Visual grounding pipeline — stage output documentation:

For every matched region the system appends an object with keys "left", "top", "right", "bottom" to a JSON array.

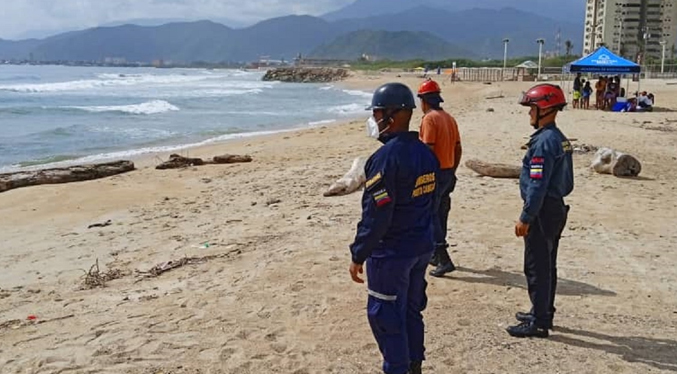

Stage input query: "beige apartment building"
[{"left": 583, "top": 0, "right": 677, "bottom": 62}]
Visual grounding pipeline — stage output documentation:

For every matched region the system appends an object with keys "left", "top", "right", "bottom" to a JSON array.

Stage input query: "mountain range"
[
  {"left": 323, "top": 0, "right": 586, "bottom": 24},
  {"left": 0, "top": 1, "right": 584, "bottom": 64}
]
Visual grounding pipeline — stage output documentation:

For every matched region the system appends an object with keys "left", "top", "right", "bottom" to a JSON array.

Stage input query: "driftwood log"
[
  {"left": 591, "top": 148, "right": 642, "bottom": 177},
  {"left": 156, "top": 154, "right": 252, "bottom": 170},
  {"left": 0, "top": 160, "right": 135, "bottom": 193},
  {"left": 324, "top": 157, "right": 367, "bottom": 197},
  {"left": 466, "top": 159, "right": 521, "bottom": 179}
]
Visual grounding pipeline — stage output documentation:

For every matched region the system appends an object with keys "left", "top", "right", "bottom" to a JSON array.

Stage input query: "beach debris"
[
  {"left": 262, "top": 67, "right": 349, "bottom": 83},
  {"left": 156, "top": 154, "right": 205, "bottom": 169},
  {"left": 0, "top": 160, "right": 135, "bottom": 193},
  {"left": 81, "top": 259, "right": 125, "bottom": 289},
  {"left": 485, "top": 95, "right": 504, "bottom": 100},
  {"left": 213, "top": 154, "right": 253, "bottom": 164},
  {"left": 136, "top": 250, "right": 241, "bottom": 279},
  {"left": 155, "top": 153, "right": 253, "bottom": 170},
  {"left": 88, "top": 219, "right": 112, "bottom": 229},
  {"left": 465, "top": 159, "right": 521, "bottom": 179},
  {"left": 642, "top": 124, "right": 676, "bottom": 133},
  {"left": 573, "top": 143, "right": 599, "bottom": 154},
  {"left": 265, "top": 198, "right": 282, "bottom": 206},
  {"left": 324, "top": 156, "right": 367, "bottom": 197},
  {"left": 486, "top": 108, "right": 495, "bottom": 112},
  {"left": 591, "top": 148, "right": 642, "bottom": 177},
  {"left": 0, "top": 314, "right": 75, "bottom": 331}
]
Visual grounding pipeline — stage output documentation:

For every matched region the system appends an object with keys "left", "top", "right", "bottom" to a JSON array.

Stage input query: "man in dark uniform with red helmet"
[{"left": 508, "top": 84, "right": 574, "bottom": 338}]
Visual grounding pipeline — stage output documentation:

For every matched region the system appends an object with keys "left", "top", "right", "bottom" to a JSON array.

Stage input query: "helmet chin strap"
[
  {"left": 380, "top": 108, "right": 401, "bottom": 134},
  {"left": 533, "top": 107, "right": 557, "bottom": 128}
]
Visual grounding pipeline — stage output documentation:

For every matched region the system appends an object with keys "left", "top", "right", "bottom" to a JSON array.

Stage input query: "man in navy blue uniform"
[
  {"left": 508, "top": 83, "right": 574, "bottom": 338},
  {"left": 349, "top": 83, "right": 439, "bottom": 374}
]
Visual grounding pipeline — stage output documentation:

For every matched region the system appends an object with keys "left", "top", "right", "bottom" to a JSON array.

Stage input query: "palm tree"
[{"left": 565, "top": 40, "right": 574, "bottom": 56}]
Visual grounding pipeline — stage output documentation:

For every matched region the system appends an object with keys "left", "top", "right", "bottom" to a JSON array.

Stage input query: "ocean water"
[{"left": 0, "top": 65, "right": 372, "bottom": 171}]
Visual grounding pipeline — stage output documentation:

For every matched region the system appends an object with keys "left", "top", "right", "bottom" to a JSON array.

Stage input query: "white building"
[{"left": 583, "top": 0, "right": 677, "bottom": 62}]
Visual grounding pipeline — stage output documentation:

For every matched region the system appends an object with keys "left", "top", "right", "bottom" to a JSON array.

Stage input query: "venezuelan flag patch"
[
  {"left": 530, "top": 157, "right": 544, "bottom": 179},
  {"left": 372, "top": 189, "right": 392, "bottom": 207}
]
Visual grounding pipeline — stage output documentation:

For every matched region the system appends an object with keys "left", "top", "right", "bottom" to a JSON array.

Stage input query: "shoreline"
[{"left": 0, "top": 74, "right": 372, "bottom": 173}]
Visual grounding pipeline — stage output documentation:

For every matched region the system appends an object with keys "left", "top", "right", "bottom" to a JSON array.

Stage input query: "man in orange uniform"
[{"left": 417, "top": 79, "right": 463, "bottom": 277}]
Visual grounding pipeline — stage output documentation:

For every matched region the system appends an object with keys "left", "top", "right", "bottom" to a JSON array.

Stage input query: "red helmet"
[
  {"left": 417, "top": 79, "right": 441, "bottom": 96},
  {"left": 519, "top": 84, "right": 567, "bottom": 110}
]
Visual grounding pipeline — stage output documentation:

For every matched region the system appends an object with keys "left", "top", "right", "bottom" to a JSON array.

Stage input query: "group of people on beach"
[
  {"left": 349, "top": 79, "right": 573, "bottom": 374},
  {"left": 571, "top": 73, "right": 654, "bottom": 112}
]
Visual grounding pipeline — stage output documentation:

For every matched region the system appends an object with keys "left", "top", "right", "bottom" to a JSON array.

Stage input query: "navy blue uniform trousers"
[
  {"left": 366, "top": 253, "right": 432, "bottom": 374},
  {"left": 524, "top": 197, "right": 569, "bottom": 327},
  {"left": 433, "top": 169, "right": 456, "bottom": 247}
]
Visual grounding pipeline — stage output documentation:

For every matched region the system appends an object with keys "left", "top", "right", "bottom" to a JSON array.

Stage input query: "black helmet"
[{"left": 367, "top": 83, "right": 416, "bottom": 110}]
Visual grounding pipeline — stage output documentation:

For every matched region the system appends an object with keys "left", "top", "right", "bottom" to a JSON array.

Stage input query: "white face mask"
[{"left": 365, "top": 116, "right": 389, "bottom": 139}]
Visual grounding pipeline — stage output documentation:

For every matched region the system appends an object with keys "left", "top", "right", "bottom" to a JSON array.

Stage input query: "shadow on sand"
[
  {"left": 551, "top": 326, "right": 677, "bottom": 372},
  {"left": 449, "top": 267, "right": 617, "bottom": 297}
]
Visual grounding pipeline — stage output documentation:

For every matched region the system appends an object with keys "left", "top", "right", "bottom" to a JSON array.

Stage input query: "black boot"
[
  {"left": 409, "top": 361, "right": 422, "bottom": 374},
  {"left": 515, "top": 311, "right": 534, "bottom": 323},
  {"left": 429, "top": 246, "right": 456, "bottom": 278},
  {"left": 506, "top": 321, "right": 549, "bottom": 338},
  {"left": 429, "top": 252, "right": 440, "bottom": 267},
  {"left": 515, "top": 311, "right": 553, "bottom": 330}
]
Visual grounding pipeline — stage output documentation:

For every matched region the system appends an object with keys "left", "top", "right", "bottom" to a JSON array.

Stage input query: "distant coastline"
[{"left": 1, "top": 59, "right": 247, "bottom": 69}]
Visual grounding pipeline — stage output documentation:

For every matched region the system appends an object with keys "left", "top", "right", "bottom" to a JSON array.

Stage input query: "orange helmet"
[
  {"left": 417, "top": 79, "right": 441, "bottom": 96},
  {"left": 519, "top": 84, "right": 567, "bottom": 110}
]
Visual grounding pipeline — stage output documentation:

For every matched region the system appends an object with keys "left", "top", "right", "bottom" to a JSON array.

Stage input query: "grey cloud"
[{"left": 0, "top": 0, "right": 352, "bottom": 39}]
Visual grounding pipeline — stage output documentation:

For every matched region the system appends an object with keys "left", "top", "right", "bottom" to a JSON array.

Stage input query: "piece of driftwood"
[
  {"left": 466, "top": 159, "right": 521, "bottom": 179},
  {"left": 136, "top": 250, "right": 241, "bottom": 279},
  {"left": 213, "top": 154, "right": 253, "bottom": 164},
  {"left": 324, "top": 157, "right": 367, "bottom": 197},
  {"left": 155, "top": 153, "right": 253, "bottom": 170},
  {"left": 155, "top": 154, "right": 205, "bottom": 169},
  {"left": 0, "top": 160, "right": 135, "bottom": 193},
  {"left": 591, "top": 148, "right": 642, "bottom": 177}
]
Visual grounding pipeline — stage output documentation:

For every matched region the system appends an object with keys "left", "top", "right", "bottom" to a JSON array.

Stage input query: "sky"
[{"left": 0, "top": 0, "right": 354, "bottom": 39}]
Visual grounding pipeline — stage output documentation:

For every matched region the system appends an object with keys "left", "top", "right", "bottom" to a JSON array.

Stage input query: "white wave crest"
[
  {"left": 66, "top": 100, "right": 180, "bottom": 115},
  {"left": 308, "top": 119, "right": 336, "bottom": 126},
  {"left": 328, "top": 103, "right": 366, "bottom": 114},
  {"left": 0, "top": 74, "right": 215, "bottom": 93},
  {"left": 342, "top": 89, "right": 372, "bottom": 99}
]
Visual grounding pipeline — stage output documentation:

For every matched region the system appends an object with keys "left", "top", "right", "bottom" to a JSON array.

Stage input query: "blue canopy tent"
[
  {"left": 562, "top": 47, "right": 642, "bottom": 106},
  {"left": 566, "top": 46, "right": 640, "bottom": 74}
]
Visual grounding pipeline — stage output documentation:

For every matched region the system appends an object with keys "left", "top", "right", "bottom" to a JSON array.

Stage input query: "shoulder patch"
[
  {"left": 530, "top": 157, "right": 544, "bottom": 179},
  {"left": 365, "top": 172, "right": 383, "bottom": 190},
  {"left": 372, "top": 188, "right": 392, "bottom": 207},
  {"left": 562, "top": 140, "right": 573, "bottom": 153}
]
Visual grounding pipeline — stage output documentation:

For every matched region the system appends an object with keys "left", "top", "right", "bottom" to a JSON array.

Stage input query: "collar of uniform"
[
  {"left": 530, "top": 122, "right": 556, "bottom": 138},
  {"left": 382, "top": 131, "right": 419, "bottom": 143}
]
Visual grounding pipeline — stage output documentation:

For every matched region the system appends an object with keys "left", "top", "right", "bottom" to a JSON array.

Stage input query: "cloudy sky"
[{"left": 1, "top": 0, "right": 353, "bottom": 39}]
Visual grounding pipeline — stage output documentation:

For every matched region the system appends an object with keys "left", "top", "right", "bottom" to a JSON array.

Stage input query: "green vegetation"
[
  {"left": 350, "top": 55, "right": 581, "bottom": 70},
  {"left": 310, "top": 30, "right": 474, "bottom": 61}
]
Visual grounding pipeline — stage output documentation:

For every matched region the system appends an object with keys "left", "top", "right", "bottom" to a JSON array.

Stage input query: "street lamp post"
[
  {"left": 536, "top": 38, "right": 545, "bottom": 80},
  {"left": 502, "top": 38, "right": 510, "bottom": 80},
  {"left": 660, "top": 40, "right": 667, "bottom": 74}
]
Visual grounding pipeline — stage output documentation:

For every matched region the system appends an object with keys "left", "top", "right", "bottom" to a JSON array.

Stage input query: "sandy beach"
[{"left": 1, "top": 72, "right": 676, "bottom": 374}]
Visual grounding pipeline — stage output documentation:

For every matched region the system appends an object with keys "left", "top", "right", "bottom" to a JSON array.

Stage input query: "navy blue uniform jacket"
[
  {"left": 350, "top": 132, "right": 440, "bottom": 265},
  {"left": 520, "top": 123, "right": 574, "bottom": 223}
]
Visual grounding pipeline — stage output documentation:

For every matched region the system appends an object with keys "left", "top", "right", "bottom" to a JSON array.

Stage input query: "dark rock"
[{"left": 262, "top": 68, "right": 350, "bottom": 83}]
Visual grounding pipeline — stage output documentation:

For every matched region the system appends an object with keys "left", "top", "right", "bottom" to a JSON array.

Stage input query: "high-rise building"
[{"left": 583, "top": 0, "right": 677, "bottom": 62}]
